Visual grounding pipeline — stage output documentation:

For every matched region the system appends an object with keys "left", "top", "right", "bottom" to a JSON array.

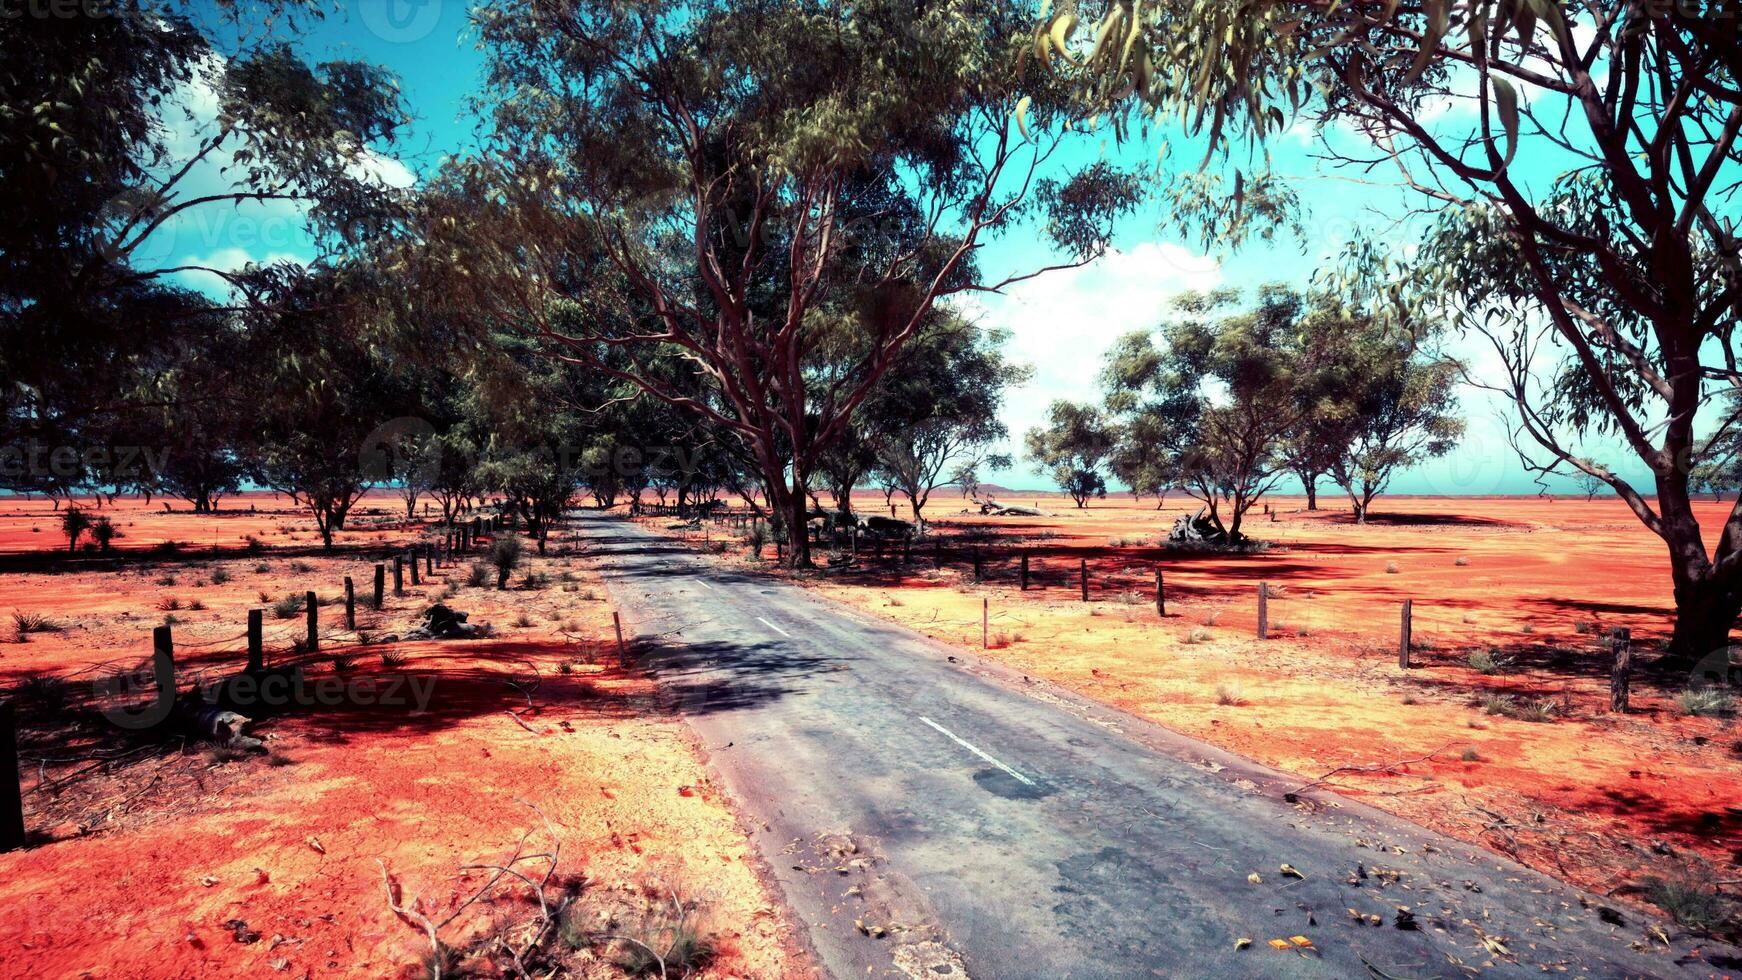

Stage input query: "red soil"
[{"left": 0, "top": 492, "right": 808, "bottom": 979}]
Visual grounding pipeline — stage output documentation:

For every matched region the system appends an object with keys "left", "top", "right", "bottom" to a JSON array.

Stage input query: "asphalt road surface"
[{"left": 580, "top": 512, "right": 1735, "bottom": 979}]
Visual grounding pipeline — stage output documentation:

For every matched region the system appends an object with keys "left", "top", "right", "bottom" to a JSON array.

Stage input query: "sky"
[{"left": 152, "top": 0, "right": 1647, "bottom": 498}]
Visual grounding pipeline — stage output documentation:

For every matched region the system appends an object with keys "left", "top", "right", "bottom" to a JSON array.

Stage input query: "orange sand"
[{"left": 0, "top": 492, "right": 808, "bottom": 979}]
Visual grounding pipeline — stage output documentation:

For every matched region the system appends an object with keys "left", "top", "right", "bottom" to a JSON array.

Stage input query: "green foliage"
[
  {"left": 1024, "top": 402, "right": 1113, "bottom": 507},
  {"left": 489, "top": 536, "right": 523, "bottom": 590}
]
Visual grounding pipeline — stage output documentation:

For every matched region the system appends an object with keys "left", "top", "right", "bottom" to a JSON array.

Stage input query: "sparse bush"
[
  {"left": 468, "top": 563, "right": 491, "bottom": 588},
  {"left": 330, "top": 653, "right": 356, "bottom": 672},
  {"left": 1481, "top": 693, "right": 1517, "bottom": 717},
  {"left": 155, "top": 574, "right": 178, "bottom": 587},
  {"left": 744, "top": 520, "right": 770, "bottom": 559},
  {"left": 290, "top": 560, "right": 315, "bottom": 574},
  {"left": 60, "top": 506, "right": 92, "bottom": 551},
  {"left": 1573, "top": 619, "right": 1598, "bottom": 635},
  {"left": 1677, "top": 688, "right": 1737, "bottom": 718},
  {"left": 380, "top": 650, "right": 407, "bottom": 668},
  {"left": 989, "top": 631, "right": 1014, "bottom": 649},
  {"left": 1642, "top": 877, "right": 1736, "bottom": 935},
  {"left": 1203, "top": 610, "right": 1223, "bottom": 627},
  {"left": 1215, "top": 683, "right": 1246, "bottom": 706},
  {"left": 272, "top": 594, "right": 305, "bottom": 619},
  {"left": 490, "top": 536, "right": 523, "bottom": 589},
  {"left": 1514, "top": 698, "right": 1559, "bottom": 723},
  {"left": 1467, "top": 649, "right": 1511, "bottom": 675},
  {"left": 265, "top": 751, "right": 297, "bottom": 767},
  {"left": 90, "top": 515, "right": 118, "bottom": 552},
  {"left": 209, "top": 567, "right": 230, "bottom": 585},
  {"left": 204, "top": 742, "right": 253, "bottom": 766},
  {"left": 522, "top": 571, "right": 549, "bottom": 590},
  {"left": 187, "top": 598, "right": 206, "bottom": 611},
  {"left": 1182, "top": 628, "right": 1212, "bottom": 645},
  {"left": 254, "top": 562, "right": 272, "bottom": 574},
  {"left": 1453, "top": 555, "right": 1469, "bottom": 566},
  {"left": 12, "top": 611, "right": 62, "bottom": 638},
  {"left": 157, "top": 596, "right": 182, "bottom": 611},
  {"left": 512, "top": 612, "right": 535, "bottom": 628},
  {"left": 161, "top": 613, "right": 180, "bottom": 626},
  {"left": 1384, "top": 561, "right": 1401, "bottom": 574},
  {"left": 1460, "top": 747, "right": 1482, "bottom": 762}
]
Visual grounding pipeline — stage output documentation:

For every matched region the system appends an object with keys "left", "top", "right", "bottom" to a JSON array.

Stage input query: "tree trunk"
[
  {"left": 1666, "top": 566, "right": 1741, "bottom": 667},
  {"left": 1303, "top": 482, "right": 1317, "bottom": 511},
  {"left": 781, "top": 476, "right": 812, "bottom": 568}
]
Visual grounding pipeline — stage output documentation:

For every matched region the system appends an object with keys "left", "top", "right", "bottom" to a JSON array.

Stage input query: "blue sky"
[{"left": 159, "top": 1, "right": 1645, "bottom": 498}]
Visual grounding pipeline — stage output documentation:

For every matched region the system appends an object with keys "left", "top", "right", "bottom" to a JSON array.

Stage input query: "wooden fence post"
[
  {"left": 0, "top": 701, "right": 24, "bottom": 852},
  {"left": 1610, "top": 626, "right": 1632, "bottom": 713},
  {"left": 982, "top": 597, "right": 989, "bottom": 649},
  {"left": 1020, "top": 551, "right": 1030, "bottom": 591},
  {"left": 1399, "top": 599, "right": 1413, "bottom": 669},
  {"left": 1256, "top": 583, "right": 1269, "bottom": 639},
  {"left": 1155, "top": 568, "right": 1166, "bottom": 617},
  {"left": 393, "top": 556, "right": 405, "bottom": 596},
  {"left": 247, "top": 609, "right": 264, "bottom": 673},
  {"left": 612, "top": 612, "right": 628, "bottom": 662},
  {"left": 425, "top": 547, "right": 433, "bottom": 577},
  {"left": 344, "top": 577, "right": 356, "bottom": 631},
  {"left": 305, "top": 591, "right": 318, "bottom": 652},
  {"left": 408, "top": 549, "right": 420, "bottom": 586},
  {"left": 1079, "top": 558, "right": 1089, "bottom": 602},
  {"left": 153, "top": 625, "right": 175, "bottom": 705},
  {"left": 373, "top": 563, "right": 385, "bottom": 609},
  {"left": 972, "top": 547, "right": 983, "bottom": 583}
]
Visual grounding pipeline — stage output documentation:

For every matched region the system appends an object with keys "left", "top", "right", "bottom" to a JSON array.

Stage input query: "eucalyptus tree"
[
  {"left": 247, "top": 265, "right": 414, "bottom": 551},
  {"left": 1037, "top": 1, "right": 1742, "bottom": 657},
  {"left": 420, "top": 0, "right": 1134, "bottom": 567},
  {"left": 873, "top": 318, "right": 1030, "bottom": 524},
  {"left": 1, "top": 2, "right": 410, "bottom": 494},
  {"left": 1101, "top": 287, "right": 1308, "bottom": 540},
  {"left": 1024, "top": 401, "right": 1115, "bottom": 508}
]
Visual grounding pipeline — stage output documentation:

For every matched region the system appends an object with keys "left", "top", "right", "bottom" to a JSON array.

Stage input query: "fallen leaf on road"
[
  {"left": 305, "top": 836, "right": 325, "bottom": 855},
  {"left": 1267, "top": 939, "right": 1292, "bottom": 951},
  {"left": 1247, "top": 872, "right": 1263, "bottom": 885},
  {"left": 1234, "top": 938, "right": 1252, "bottom": 950},
  {"left": 1280, "top": 863, "right": 1304, "bottom": 879}
]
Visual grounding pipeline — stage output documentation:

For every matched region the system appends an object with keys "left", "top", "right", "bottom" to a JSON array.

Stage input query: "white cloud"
[{"left": 957, "top": 241, "right": 1223, "bottom": 487}]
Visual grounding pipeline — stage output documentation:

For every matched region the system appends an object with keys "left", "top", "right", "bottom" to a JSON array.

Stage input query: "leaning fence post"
[
  {"left": 344, "top": 576, "right": 356, "bottom": 631},
  {"left": 1399, "top": 599, "right": 1413, "bottom": 669},
  {"left": 1155, "top": 568, "right": 1166, "bottom": 617},
  {"left": 247, "top": 609, "right": 264, "bottom": 673},
  {"left": 0, "top": 700, "right": 24, "bottom": 852},
  {"left": 1256, "top": 582, "right": 1269, "bottom": 639},
  {"left": 1610, "top": 626, "right": 1632, "bottom": 713},
  {"left": 305, "top": 590, "right": 318, "bottom": 652},
  {"left": 373, "top": 563, "right": 386, "bottom": 609},
  {"left": 612, "top": 612, "right": 628, "bottom": 662},
  {"left": 1079, "top": 558, "right": 1089, "bottom": 602}
]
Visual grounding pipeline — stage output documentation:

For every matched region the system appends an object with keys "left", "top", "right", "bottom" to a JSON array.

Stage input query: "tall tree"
[
  {"left": 872, "top": 318, "right": 1029, "bottom": 524},
  {"left": 419, "top": 0, "right": 1134, "bottom": 567},
  {"left": 1101, "top": 287, "right": 1308, "bottom": 541},
  {"left": 1, "top": 3, "right": 408, "bottom": 495},
  {"left": 1025, "top": 401, "right": 1114, "bottom": 508},
  {"left": 248, "top": 266, "right": 412, "bottom": 551},
  {"left": 1041, "top": 1, "right": 1742, "bottom": 659}
]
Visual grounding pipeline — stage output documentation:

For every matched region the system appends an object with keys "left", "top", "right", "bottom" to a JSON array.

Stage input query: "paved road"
[{"left": 580, "top": 512, "right": 1732, "bottom": 979}]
